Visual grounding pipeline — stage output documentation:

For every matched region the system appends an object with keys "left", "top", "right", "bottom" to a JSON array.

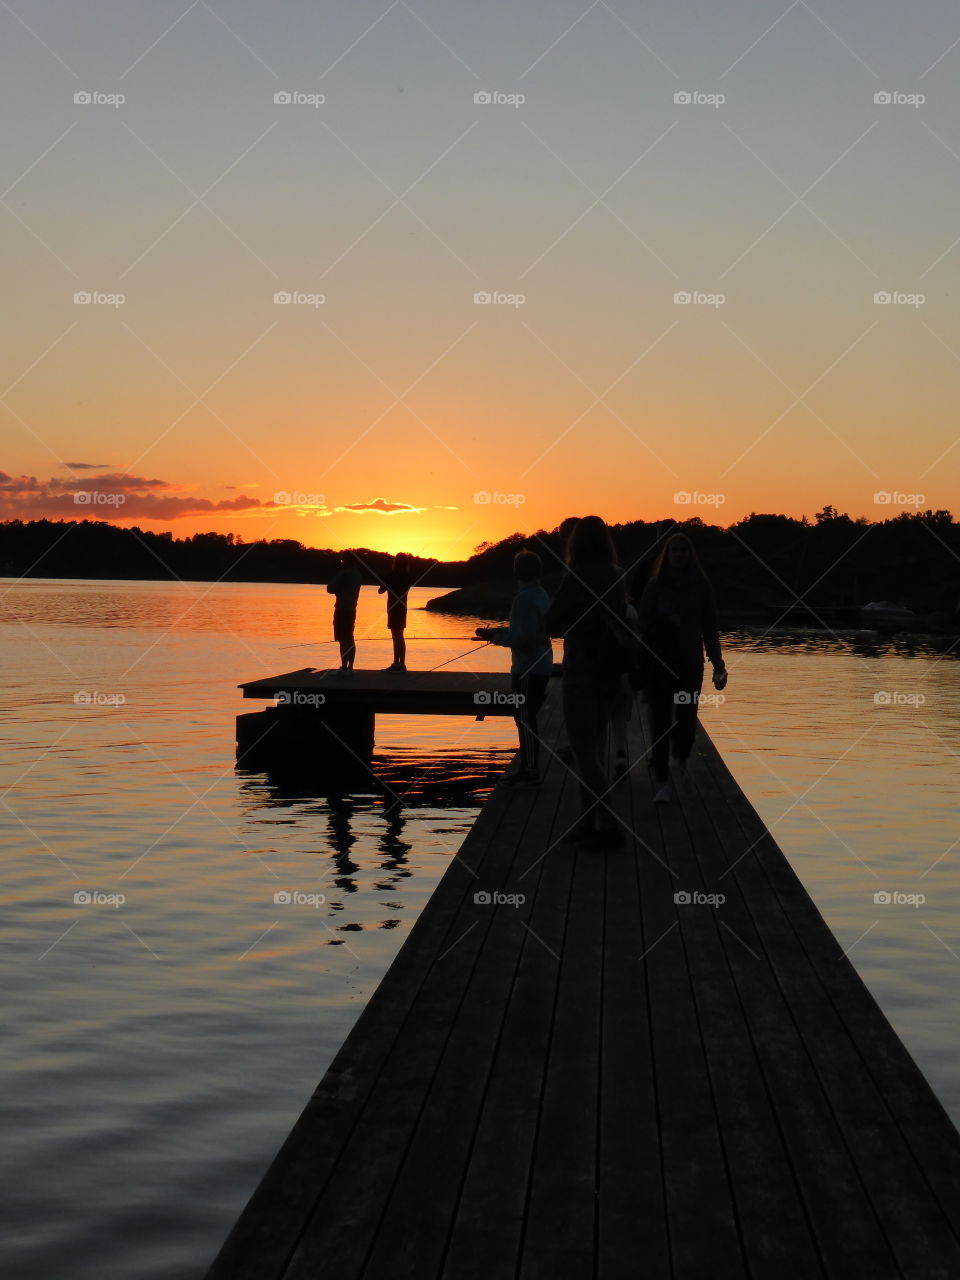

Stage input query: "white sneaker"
[{"left": 653, "top": 781, "right": 674, "bottom": 804}]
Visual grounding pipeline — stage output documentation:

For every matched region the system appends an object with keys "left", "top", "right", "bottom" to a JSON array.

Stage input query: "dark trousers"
[
  {"left": 647, "top": 662, "right": 704, "bottom": 782},
  {"left": 512, "top": 672, "right": 549, "bottom": 772},
  {"left": 562, "top": 682, "right": 618, "bottom": 827}
]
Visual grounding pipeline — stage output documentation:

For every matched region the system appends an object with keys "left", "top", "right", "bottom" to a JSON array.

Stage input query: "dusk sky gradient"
[{"left": 3, "top": 0, "right": 960, "bottom": 559}]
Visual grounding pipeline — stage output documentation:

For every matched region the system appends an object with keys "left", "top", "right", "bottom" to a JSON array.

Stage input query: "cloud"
[
  {"left": 0, "top": 470, "right": 269, "bottom": 521},
  {"left": 63, "top": 461, "right": 114, "bottom": 470},
  {"left": 335, "top": 497, "right": 427, "bottom": 515}
]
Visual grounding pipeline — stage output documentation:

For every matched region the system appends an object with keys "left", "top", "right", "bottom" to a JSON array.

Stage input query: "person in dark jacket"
[
  {"left": 636, "top": 533, "right": 727, "bottom": 802},
  {"left": 546, "top": 515, "right": 631, "bottom": 849}
]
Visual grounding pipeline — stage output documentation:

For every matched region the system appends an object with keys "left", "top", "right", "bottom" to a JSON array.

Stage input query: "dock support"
[{"left": 236, "top": 706, "right": 375, "bottom": 770}]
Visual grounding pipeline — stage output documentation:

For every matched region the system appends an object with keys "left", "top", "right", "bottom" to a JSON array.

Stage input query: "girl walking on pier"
[
  {"left": 547, "top": 515, "right": 634, "bottom": 849},
  {"left": 635, "top": 533, "right": 727, "bottom": 802}
]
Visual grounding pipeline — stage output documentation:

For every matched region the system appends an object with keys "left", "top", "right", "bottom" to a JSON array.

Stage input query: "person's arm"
[
  {"left": 377, "top": 581, "right": 387, "bottom": 594},
  {"left": 701, "top": 582, "right": 726, "bottom": 684},
  {"left": 326, "top": 571, "right": 340, "bottom": 596}
]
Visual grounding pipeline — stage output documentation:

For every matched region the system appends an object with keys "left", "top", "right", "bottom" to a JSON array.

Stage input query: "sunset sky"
[{"left": 2, "top": 0, "right": 959, "bottom": 561}]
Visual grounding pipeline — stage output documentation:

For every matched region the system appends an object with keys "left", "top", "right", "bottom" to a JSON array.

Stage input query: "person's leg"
[
  {"left": 525, "top": 673, "right": 549, "bottom": 773},
  {"left": 671, "top": 664, "right": 704, "bottom": 768},
  {"left": 563, "top": 686, "right": 609, "bottom": 831},
  {"left": 646, "top": 675, "right": 673, "bottom": 783}
]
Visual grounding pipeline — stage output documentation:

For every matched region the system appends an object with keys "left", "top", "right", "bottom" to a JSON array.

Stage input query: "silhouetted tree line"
[
  {"left": 1, "top": 509, "right": 958, "bottom": 621},
  {"left": 0, "top": 520, "right": 461, "bottom": 589}
]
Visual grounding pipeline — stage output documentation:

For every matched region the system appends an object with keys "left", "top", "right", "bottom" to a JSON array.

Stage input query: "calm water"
[{"left": 1, "top": 579, "right": 958, "bottom": 1279}]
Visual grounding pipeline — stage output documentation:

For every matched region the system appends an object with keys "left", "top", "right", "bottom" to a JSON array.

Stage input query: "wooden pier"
[{"left": 212, "top": 680, "right": 960, "bottom": 1278}]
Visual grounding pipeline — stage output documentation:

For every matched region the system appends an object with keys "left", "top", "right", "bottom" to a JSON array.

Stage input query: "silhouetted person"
[
  {"left": 477, "top": 549, "right": 553, "bottom": 787},
  {"left": 552, "top": 516, "right": 580, "bottom": 766},
  {"left": 377, "top": 552, "right": 413, "bottom": 671},
  {"left": 609, "top": 596, "right": 640, "bottom": 779},
  {"left": 546, "top": 515, "right": 631, "bottom": 848},
  {"left": 327, "top": 552, "right": 362, "bottom": 670},
  {"left": 636, "top": 533, "right": 727, "bottom": 802}
]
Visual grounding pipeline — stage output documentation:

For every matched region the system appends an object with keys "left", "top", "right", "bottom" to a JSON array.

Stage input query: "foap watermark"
[
  {"left": 674, "top": 890, "right": 725, "bottom": 906},
  {"left": 74, "top": 490, "right": 125, "bottom": 507},
  {"left": 674, "top": 690, "right": 725, "bottom": 708},
  {"left": 274, "top": 90, "right": 325, "bottom": 107},
  {"left": 74, "top": 90, "right": 125, "bottom": 108},
  {"left": 474, "top": 290, "right": 525, "bottom": 308},
  {"left": 674, "top": 90, "right": 725, "bottom": 108},
  {"left": 74, "top": 889, "right": 125, "bottom": 908},
  {"left": 674, "top": 490, "right": 725, "bottom": 506},
  {"left": 874, "top": 290, "right": 925, "bottom": 307},
  {"left": 874, "top": 90, "right": 924, "bottom": 108},
  {"left": 874, "top": 890, "right": 925, "bottom": 908},
  {"left": 274, "top": 290, "right": 325, "bottom": 307},
  {"left": 74, "top": 290, "right": 125, "bottom": 308},
  {"left": 474, "top": 889, "right": 525, "bottom": 906},
  {"left": 874, "top": 490, "right": 925, "bottom": 507},
  {"left": 74, "top": 690, "right": 126, "bottom": 707},
  {"left": 273, "top": 489, "right": 325, "bottom": 507},
  {"left": 674, "top": 290, "right": 725, "bottom": 307},
  {"left": 873, "top": 690, "right": 926, "bottom": 706},
  {"left": 273, "top": 890, "right": 326, "bottom": 907},
  {"left": 277, "top": 690, "right": 326, "bottom": 708},
  {"left": 474, "top": 90, "right": 525, "bottom": 108},
  {"left": 473, "top": 490, "right": 525, "bottom": 506},
  {"left": 474, "top": 690, "right": 525, "bottom": 707}
]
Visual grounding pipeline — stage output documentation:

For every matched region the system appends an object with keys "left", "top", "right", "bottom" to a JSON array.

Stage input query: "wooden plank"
[
  {"left": 692, "top": 731, "right": 960, "bottom": 1276},
  {"left": 595, "top": 714, "right": 670, "bottom": 1280}
]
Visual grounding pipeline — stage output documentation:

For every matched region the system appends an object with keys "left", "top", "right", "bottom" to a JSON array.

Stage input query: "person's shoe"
[{"left": 653, "top": 781, "right": 674, "bottom": 804}]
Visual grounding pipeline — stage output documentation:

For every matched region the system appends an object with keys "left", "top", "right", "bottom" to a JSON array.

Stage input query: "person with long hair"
[
  {"left": 546, "top": 515, "right": 632, "bottom": 848},
  {"left": 378, "top": 551, "right": 413, "bottom": 671},
  {"left": 636, "top": 533, "right": 727, "bottom": 802}
]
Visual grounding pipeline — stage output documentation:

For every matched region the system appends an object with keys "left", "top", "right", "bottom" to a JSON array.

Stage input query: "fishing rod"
[
  {"left": 428, "top": 641, "right": 493, "bottom": 671},
  {"left": 278, "top": 636, "right": 489, "bottom": 650}
]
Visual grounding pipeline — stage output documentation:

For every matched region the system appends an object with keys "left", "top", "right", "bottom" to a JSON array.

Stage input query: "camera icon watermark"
[
  {"left": 873, "top": 290, "right": 925, "bottom": 307},
  {"left": 873, "top": 690, "right": 925, "bottom": 706},
  {"left": 274, "top": 290, "right": 325, "bottom": 307},
  {"left": 73, "top": 490, "right": 125, "bottom": 506},
  {"left": 473, "top": 490, "right": 525, "bottom": 506},
  {"left": 873, "top": 890, "right": 925, "bottom": 907},
  {"left": 74, "top": 690, "right": 126, "bottom": 707},
  {"left": 674, "top": 290, "right": 725, "bottom": 307},
  {"left": 473, "top": 889, "right": 525, "bottom": 906},
  {"left": 474, "top": 690, "right": 526, "bottom": 707},
  {"left": 674, "top": 90, "right": 725, "bottom": 108},
  {"left": 74, "top": 290, "right": 125, "bottom": 308},
  {"left": 674, "top": 889, "right": 725, "bottom": 906},
  {"left": 74, "top": 90, "right": 125, "bottom": 108},
  {"left": 273, "top": 489, "right": 325, "bottom": 507},
  {"left": 277, "top": 690, "right": 326, "bottom": 707},
  {"left": 874, "top": 90, "right": 924, "bottom": 108},
  {"left": 873, "top": 490, "right": 924, "bottom": 507},
  {"left": 473, "top": 90, "right": 525, "bottom": 108},
  {"left": 673, "top": 490, "right": 725, "bottom": 506},
  {"left": 273, "top": 889, "right": 326, "bottom": 907},
  {"left": 74, "top": 889, "right": 126, "bottom": 907},
  {"left": 274, "top": 90, "right": 325, "bottom": 107},
  {"left": 474, "top": 290, "right": 525, "bottom": 308}
]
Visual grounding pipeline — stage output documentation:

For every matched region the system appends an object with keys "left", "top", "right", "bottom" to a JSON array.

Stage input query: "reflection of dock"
[
  {"left": 236, "top": 668, "right": 520, "bottom": 767},
  {"left": 211, "top": 691, "right": 960, "bottom": 1278}
]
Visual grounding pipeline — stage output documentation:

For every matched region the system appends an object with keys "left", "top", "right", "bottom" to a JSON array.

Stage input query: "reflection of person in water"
[
  {"left": 636, "top": 533, "right": 727, "bottom": 803},
  {"left": 378, "top": 552, "right": 413, "bottom": 671},
  {"left": 326, "top": 552, "right": 362, "bottom": 670}
]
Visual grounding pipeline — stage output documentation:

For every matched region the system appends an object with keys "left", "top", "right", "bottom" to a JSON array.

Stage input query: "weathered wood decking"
[{"left": 209, "top": 687, "right": 960, "bottom": 1279}]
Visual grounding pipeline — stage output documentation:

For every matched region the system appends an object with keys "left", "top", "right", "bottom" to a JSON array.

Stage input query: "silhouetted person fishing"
[
  {"left": 378, "top": 552, "right": 413, "bottom": 671},
  {"left": 547, "top": 515, "right": 636, "bottom": 848},
  {"left": 476, "top": 549, "right": 553, "bottom": 788},
  {"left": 636, "top": 532, "right": 727, "bottom": 802},
  {"left": 326, "top": 552, "right": 362, "bottom": 670}
]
